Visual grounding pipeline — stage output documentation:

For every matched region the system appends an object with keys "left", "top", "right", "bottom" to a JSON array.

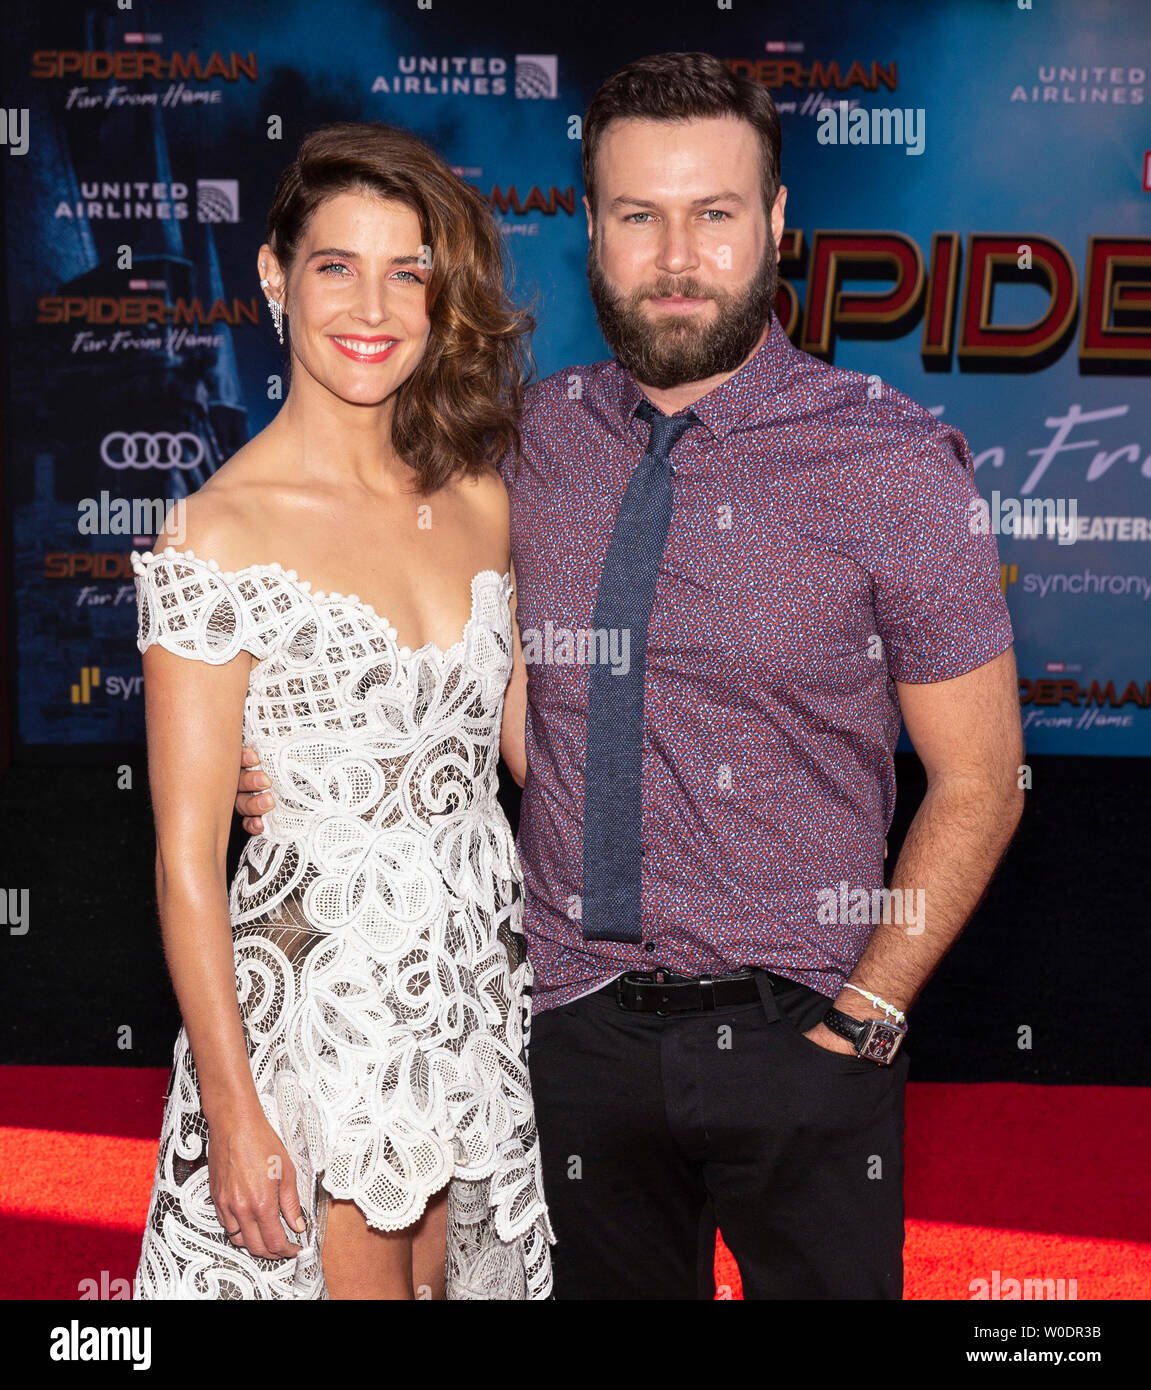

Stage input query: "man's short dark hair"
[{"left": 582, "top": 51, "right": 782, "bottom": 220}]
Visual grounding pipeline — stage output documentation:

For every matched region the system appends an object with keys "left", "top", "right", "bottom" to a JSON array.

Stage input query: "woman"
[{"left": 130, "top": 122, "right": 552, "bottom": 1299}]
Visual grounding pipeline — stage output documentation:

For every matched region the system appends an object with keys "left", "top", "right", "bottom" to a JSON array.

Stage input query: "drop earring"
[{"left": 259, "top": 277, "right": 284, "bottom": 346}]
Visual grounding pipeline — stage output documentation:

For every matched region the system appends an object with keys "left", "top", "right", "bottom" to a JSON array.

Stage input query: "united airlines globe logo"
[
  {"left": 196, "top": 178, "right": 240, "bottom": 223},
  {"left": 514, "top": 55, "right": 557, "bottom": 98}
]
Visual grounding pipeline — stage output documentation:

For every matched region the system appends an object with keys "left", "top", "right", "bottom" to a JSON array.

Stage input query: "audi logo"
[{"left": 100, "top": 432, "right": 205, "bottom": 470}]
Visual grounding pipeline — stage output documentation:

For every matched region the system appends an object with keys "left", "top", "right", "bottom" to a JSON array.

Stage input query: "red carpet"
[{"left": 2, "top": 1067, "right": 1148, "bottom": 1300}]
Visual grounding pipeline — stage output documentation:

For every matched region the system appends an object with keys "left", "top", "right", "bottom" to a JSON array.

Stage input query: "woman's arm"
[
  {"left": 143, "top": 595, "right": 305, "bottom": 1258},
  {"left": 499, "top": 557, "right": 528, "bottom": 787}
]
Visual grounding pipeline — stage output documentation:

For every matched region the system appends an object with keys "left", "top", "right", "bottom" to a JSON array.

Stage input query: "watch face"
[{"left": 860, "top": 1023, "right": 904, "bottom": 1064}]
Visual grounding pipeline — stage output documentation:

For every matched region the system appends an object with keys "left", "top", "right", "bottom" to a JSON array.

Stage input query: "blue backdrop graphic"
[{"left": 3, "top": 0, "right": 1149, "bottom": 755}]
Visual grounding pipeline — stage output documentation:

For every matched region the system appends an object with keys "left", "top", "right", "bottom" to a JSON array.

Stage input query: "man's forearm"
[{"left": 834, "top": 773, "right": 1024, "bottom": 1019}]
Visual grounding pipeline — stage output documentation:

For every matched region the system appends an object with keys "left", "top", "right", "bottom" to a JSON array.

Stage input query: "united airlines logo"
[
  {"left": 372, "top": 53, "right": 557, "bottom": 98},
  {"left": 196, "top": 178, "right": 239, "bottom": 222},
  {"left": 52, "top": 177, "right": 238, "bottom": 223},
  {"left": 1009, "top": 63, "right": 1144, "bottom": 105},
  {"left": 514, "top": 56, "right": 557, "bottom": 98}
]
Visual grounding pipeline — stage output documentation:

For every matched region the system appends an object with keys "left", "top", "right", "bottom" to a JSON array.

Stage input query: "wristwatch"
[{"left": 822, "top": 1007, "right": 907, "bottom": 1065}]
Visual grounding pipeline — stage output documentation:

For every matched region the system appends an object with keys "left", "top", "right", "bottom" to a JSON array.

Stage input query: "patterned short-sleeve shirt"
[{"left": 502, "top": 311, "right": 1014, "bottom": 1010}]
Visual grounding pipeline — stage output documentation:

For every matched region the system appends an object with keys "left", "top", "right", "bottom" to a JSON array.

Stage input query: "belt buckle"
[
  {"left": 655, "top": 970, "right": 707, "bottom": 1016},
  {"left": 617, "top": 968, "right": 675, "bottom": 1014},
  {"left": 653, "top": 967, "right": 683, "bottom": 1017},
  {"left": 615, "top": 970, "right": 728, "bottom": 1015},
  {"left": 616, "top": 971, "right": 653, "bottom": 1010}
]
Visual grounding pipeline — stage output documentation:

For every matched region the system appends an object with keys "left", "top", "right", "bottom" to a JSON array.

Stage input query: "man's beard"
[{"left": 586, "top": 231, "right": 779, "bottom": 389}]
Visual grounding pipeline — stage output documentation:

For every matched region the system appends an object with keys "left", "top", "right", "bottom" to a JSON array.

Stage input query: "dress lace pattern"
[{"left": 130, "top": 546, "right": 553, "bottom": 1300}]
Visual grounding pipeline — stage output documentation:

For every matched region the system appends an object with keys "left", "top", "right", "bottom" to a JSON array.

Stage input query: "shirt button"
[{"left": 643, "top": 941, "right": 656, "bottom": 952}]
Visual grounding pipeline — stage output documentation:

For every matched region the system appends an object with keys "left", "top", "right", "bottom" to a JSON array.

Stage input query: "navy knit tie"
[{"left": 580, "top": 399, "right": 698, "bottom": 943}]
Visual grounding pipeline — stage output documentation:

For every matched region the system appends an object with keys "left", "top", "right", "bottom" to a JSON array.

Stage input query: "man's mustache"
[{"left": 638, "top": 283, "right": 717, "bottom": 302}]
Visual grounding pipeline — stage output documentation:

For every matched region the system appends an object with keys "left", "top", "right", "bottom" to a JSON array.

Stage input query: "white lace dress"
[{"left": 130, "top": 546, "right": 553, "bottom": 1299}]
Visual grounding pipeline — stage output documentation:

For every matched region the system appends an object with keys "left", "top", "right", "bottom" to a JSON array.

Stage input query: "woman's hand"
[
  {"left": 208, "top": 1104, "right": 308, "bottom": 1259},
  {"left": 235, "top": 745, "right": 274, "bottom": 834}
]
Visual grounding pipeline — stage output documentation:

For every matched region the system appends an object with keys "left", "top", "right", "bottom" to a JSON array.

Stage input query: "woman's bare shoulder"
[
  {"left": 150, "top": 493, "right": 250, "bottom": 575},
  {"left": 152, "top": 430, "right": 288, "bottom": 572},
  {"left": 457, "top": 462, "right": 510, "bottom": 523}
]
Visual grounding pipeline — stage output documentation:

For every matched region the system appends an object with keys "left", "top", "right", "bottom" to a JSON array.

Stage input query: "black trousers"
[{"left": 527, "top": 969, "right": 908, "bottom": 1299}]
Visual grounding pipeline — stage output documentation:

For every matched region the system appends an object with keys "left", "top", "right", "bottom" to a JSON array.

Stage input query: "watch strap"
[{"left": 822, "top": 1007, "right": 869, "bottom": 1048}]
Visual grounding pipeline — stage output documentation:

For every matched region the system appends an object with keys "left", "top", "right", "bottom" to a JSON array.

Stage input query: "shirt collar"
[{"left": 611, "top": 310, "right": 796, "bottom": 439}]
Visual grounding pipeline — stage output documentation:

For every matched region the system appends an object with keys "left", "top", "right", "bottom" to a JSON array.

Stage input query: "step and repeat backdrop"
[{"left": 2, "top": 0, "right": 1149, "bottom": 757}]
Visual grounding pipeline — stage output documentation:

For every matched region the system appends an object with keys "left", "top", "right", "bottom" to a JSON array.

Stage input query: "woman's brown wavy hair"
[{"left": 265, "top": 122, "right": 534, "bottom": 494}]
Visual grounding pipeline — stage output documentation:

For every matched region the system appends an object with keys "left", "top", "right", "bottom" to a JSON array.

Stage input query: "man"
[{"left": 237, "top": 52, "right": 1024, "bottom": 1299}]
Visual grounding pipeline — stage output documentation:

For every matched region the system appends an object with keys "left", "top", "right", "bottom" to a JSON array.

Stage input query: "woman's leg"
[
  {"left": 319, "top": 1185, "right": 450, "bottom": 1300},
  {"left": 320, "top": 1197, "right": 414, "bottom": 1299},
  {"left": 410, "top": 1184, "right": 450, "bottom": 1299}
]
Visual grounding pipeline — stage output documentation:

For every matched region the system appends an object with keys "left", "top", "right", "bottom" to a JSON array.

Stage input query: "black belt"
[{"left": 611, "top": 967, "right": 797, "bottom": 1014}]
